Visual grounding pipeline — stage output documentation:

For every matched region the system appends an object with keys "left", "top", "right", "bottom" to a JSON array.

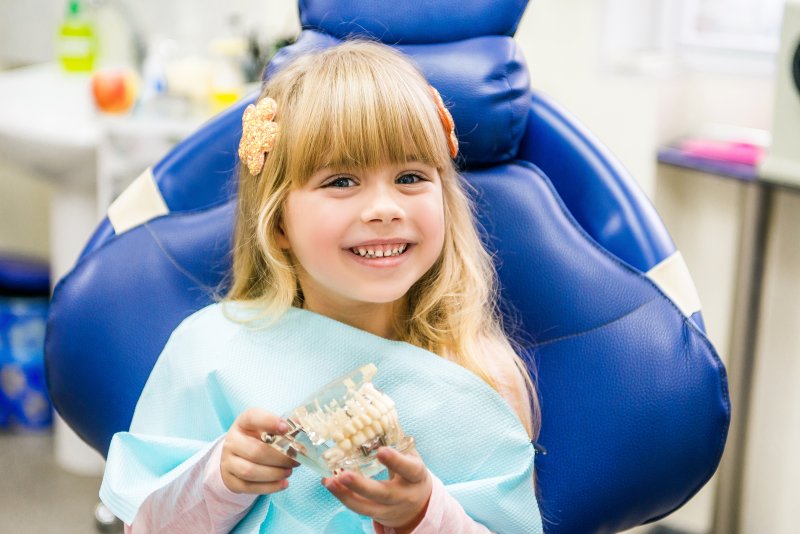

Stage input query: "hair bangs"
[{"left": 281, "top": 51, "right": 451, "bottom": 184}]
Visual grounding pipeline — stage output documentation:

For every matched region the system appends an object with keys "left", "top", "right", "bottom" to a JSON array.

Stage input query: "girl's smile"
[{"left": 348, "top": 241, "right": 410, "bottom": 259}]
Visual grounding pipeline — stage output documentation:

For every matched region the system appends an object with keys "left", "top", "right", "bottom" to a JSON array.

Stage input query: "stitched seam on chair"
[
  {"left": 502, "top": 39, "right": 516, "bottom": 162},
  {"left": 143, "top": 223, "right": 217, "bottom": 293},
  {"left": 644, "top": 322, "right": 731, "bottom": 525},
  {"left": 525, "top": 296, "right": 658, "bottom": 350},
  {"left": 74, "top": 198, "right": 234, "bottom": 271},
  {"left": 511, "top": 159, "right": 702, "bottom": 326}
]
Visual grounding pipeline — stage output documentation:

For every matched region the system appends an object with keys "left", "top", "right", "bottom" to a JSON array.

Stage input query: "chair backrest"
[{"left": 45, "top": 1, "right": 730, "bottom": 532}]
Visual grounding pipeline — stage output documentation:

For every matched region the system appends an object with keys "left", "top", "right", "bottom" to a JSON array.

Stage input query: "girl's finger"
[
  {"left": 227, "top": 455, "right": 293, "bottom": 483},
  {"left": 227, "top": 431, "right": 299, "bottom": 469},
  {"left": 322, "top": 477, "right": 382, "bottom": 517},
  {"left": 334, "top": 471, "right": 393, "bottom": 504},
  {"left": 236, "top": 408, "right": 288, "bottom": 436},
  {"left": 254, "top": 444, "right": 302, "bottom": 469},
  {"left": 377, "top": 447, "right": 427, "bottom": 484}
]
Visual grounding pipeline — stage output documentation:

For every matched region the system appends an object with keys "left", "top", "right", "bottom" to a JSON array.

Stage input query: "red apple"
[{"left": 91, "top": 68, "right": 138, "bottom": 114}]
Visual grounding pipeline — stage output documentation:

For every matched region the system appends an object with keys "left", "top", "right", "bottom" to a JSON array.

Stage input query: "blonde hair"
[{"left": 225, "top": 40, "right": 540, "bottom": 439}]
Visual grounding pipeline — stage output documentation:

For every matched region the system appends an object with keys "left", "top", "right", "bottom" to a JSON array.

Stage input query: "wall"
[
  {"left": 741, "top": 190, "right": 800, "bottom": 533},
  {"left": 0, "top": 159, "right": 52, "bottom": 260},
  {"left": 0, "top": 0, "right": 59, "bottom": 68},
  {"left": 0, "top": 0, "right": 58, "bottom": 260},
  {"left": 517, "top": 0, "right": 661, "bottom": 197}
]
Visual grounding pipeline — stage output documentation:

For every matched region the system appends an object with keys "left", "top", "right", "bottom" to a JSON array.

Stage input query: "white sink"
[{"left": 0, "top": 63, "right": 98, "bottom": 188}]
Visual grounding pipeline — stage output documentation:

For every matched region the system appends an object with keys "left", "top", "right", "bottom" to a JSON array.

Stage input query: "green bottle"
[{"left": 57, "top": 0, "right": 97, "bottom": 72}]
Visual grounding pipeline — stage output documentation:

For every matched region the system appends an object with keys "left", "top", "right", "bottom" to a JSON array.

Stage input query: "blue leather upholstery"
[
  {"left": 45, "top": 1, "right": 729, "bottom": 532},
  {"left": 0, "top": 255, "right": 49, "bottom": 296}
]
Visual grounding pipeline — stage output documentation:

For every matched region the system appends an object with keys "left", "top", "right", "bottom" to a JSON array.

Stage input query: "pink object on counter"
[{"left": 678, "top": 138, "right": 764, "bottom": 166}]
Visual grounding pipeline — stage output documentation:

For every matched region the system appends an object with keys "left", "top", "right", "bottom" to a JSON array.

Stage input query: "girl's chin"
[
  {"left": 351, "top": 294, "right": 408, "bottom": 306},
  {"left": 342, "top": 287, "right": 412, "bottom": 306}
]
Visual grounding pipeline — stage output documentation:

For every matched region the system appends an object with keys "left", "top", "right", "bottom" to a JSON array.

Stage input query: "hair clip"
[
  {"left": 239, "top": 97, "right": 280, "bottom": 175},
  {"left": 429, "top": 86, "right": 459, "bottom": 159}
]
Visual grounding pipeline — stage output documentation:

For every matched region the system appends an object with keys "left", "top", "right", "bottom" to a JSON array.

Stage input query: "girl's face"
[{"left": 278, "top": 161, "right": 445, "bottom": 319}]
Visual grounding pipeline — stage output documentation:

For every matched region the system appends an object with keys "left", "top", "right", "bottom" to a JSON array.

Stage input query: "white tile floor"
[{"left": 0, "top": 432, "right": 107, "bottom": 533}]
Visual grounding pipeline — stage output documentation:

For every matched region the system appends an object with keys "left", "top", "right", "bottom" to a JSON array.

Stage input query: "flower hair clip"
[
  {"left": 239, "top": 97, "right": 280, "bottom": 175},
  {"left": 429, "top": 86, "right": 459, "bottom": 159}
]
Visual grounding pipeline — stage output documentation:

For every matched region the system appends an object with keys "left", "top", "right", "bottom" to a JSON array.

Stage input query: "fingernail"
[
  {"left": 277, "top": 420, "right": 289, "bottom": 433},
  {"left": 281, "top": 479, "right": 289, "bottom": 489},
  {"left": 285, "top": 468, "right": 293, "bottom": 477}
]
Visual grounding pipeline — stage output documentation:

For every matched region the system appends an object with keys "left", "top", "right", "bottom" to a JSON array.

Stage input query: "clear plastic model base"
[{"left": 261, "top": 363, "right": 414, "bottom": 478}]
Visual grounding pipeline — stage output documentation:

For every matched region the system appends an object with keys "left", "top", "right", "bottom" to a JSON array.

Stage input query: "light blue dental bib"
[{"left": 100, "top": 304, "right": 542, "bottom": 533}]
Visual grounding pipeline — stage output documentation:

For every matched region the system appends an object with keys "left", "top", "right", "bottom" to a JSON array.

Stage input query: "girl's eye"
[
  {"left": 324, "top": 176, "right": 357, "bottom": 188},
  {"left": 396, "top": 173, "right": 424, "bottom": 185}
]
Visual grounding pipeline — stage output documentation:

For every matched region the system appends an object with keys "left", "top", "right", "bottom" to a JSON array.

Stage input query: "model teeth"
[
  {"left": 353, "top": 244, "right": 408, "bottom": 258},
  {"left": 294, "top": 379, "right": 402, "bottom": 466}
]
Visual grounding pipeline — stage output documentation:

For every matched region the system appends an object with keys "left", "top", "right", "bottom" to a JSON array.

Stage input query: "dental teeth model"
[{"left": 261, "top": 363, "right": 413, "bottom": 478}]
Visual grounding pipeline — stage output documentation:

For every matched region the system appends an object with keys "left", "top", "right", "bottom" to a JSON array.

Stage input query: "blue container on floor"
[{"left": 0, "top": 255, "right": 51, "bottom": 431}]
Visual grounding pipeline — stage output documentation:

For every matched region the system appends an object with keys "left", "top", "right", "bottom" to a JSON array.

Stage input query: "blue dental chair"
[{"left": 45, "top": 1, "right": 730, "bottom": 532}]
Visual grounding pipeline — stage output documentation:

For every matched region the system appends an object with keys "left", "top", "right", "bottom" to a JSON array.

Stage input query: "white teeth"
[
  {"left": 352, "top": 431, "right": 367, "bottom": 447},
  {"left": 352, "top": 244, "right": 409, "bottom": 258},
  {"left": 352, "top": 416, "right": 364, "bottom": 431}
]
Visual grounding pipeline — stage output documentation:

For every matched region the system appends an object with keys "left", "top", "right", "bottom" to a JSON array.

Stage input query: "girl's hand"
[
  {"left": 221, "top": 408, "right": 300, "bottom": 494},
  {"left": 322, "top": 446, "right": 432, "bottom": 532}
]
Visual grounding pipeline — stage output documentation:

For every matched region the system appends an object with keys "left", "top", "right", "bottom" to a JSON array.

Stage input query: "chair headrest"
[
  {"left": 299, "top": 0, "right": 529, "bottom": 43},
  {"left": 267, "top": 30, "right": 531, "bottom": 166}
]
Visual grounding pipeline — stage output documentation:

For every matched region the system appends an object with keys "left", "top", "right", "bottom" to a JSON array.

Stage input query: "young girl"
[{"left": 100, "top": 40, "right": 543, "bottom": 533}]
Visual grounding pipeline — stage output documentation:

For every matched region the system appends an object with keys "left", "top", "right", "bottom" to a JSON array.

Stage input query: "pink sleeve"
[
  {"left": 372, "top": 472, "right": 494, "bottom": 534},
  {"left": 124, "top": 436, "right": 258, "bottom": 533}
]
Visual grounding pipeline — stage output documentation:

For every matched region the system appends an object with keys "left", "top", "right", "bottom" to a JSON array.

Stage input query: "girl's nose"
[{"left": 360, "top": 186, "right": 404, "bottom": 224}]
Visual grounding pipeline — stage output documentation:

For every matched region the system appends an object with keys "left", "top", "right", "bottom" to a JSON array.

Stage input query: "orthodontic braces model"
[{"left": 261, "top": 363, "right": 414, "bottom": 478}]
